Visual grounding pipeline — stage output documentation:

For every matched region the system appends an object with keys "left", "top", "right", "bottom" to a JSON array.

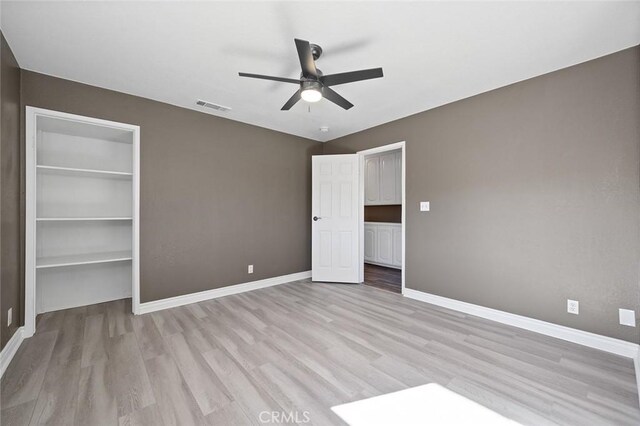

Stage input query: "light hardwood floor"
[{"left": 2, "top": 279, "right": 639, "bottom": 425}]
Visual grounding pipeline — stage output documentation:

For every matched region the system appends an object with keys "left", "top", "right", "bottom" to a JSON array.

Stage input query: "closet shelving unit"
[{"left": 25, "top": 107, "right": 140, "bottom": 336}]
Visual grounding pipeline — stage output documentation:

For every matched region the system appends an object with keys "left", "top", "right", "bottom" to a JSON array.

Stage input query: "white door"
[{"left": 312, "top": 155, "right": 360, "bottom": 283}]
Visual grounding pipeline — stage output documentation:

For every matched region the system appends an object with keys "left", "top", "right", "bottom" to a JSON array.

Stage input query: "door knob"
[{"left": 313, "top": 216, "right": 321, "bottom": 221}]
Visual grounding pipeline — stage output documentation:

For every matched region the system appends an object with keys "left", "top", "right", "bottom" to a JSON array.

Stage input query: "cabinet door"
[
  {"left": 377, "top": 225, "right": 393, "bottom": 265},
  {"left": 364, "top": 225, "right": 376, "bottom": 262},
  {"left": 392, "top": 225, "right": 402, "bottom": 267},
  {"left": 395, "top": 151, "right": 402, "bottom": 205},
  {"left": 379, "top": 152, "right": 397, "bottom": 204},
  {"left": 364, "top": 156, "right": 380, "bottom": 205}
]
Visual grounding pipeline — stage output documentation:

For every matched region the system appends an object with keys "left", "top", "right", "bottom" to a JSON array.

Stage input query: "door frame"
[
  {"left": 24, "top": 107, "right": 141, "bottom": 337},
  {"left": 357, "top": 141, "right": 406, "bottom": 293}
]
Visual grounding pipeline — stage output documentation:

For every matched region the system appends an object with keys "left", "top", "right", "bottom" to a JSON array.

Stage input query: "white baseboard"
[
  {"left": 365, "top": 261, "right": 401, "bottom": 270},
  {"left": 1, "top": 327, "right": 25, "bottom": 378},
  {"left": 403, "top": 288, "right": 639, "bottom": 359},
  {"left": 137, "top": 270, "right": 311, "bottom": 315}
]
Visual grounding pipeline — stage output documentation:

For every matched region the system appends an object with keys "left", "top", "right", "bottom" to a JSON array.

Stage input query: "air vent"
[{"left": 196, "top": 99, "right": 232, "bottom": 112}]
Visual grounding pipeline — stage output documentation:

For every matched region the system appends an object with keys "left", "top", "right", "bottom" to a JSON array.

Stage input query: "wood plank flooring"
[
  {"left": 2, "top": 280, "right": 639, "bottom": 425},
  {"left": 363, "top": 263, "right": 401, "bottom": 293}
]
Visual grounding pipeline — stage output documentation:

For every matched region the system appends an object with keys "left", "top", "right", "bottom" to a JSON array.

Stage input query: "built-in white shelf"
[
  {"left": 37, "top": 217, "right": 133, "bottom": 222},
  {"left": 37, "top": 165, "right": 133, "bottom": 178},
  {"left": 27, "top": 107, "right": 139, "bottom": 324},
  {"left": 36, "top": 250, "right": 133, "bottom": 269}
]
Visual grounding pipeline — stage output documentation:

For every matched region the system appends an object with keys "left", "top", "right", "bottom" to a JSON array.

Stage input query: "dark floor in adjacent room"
[{"left": 363, "top": 263, "right": 401, "bottom": 293}]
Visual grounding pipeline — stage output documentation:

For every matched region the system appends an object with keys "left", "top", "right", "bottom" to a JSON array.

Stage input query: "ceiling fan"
[{"left": 239, "top": 38, "right": 383, "bottom": 110}]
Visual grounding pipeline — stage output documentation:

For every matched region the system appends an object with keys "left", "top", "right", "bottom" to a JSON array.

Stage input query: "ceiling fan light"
[
  {"left": 300, "top": 80, "right": 322, "bottom": 103},
  {"left": 301, "top": 88, "right": 322, "bottom": 103}
]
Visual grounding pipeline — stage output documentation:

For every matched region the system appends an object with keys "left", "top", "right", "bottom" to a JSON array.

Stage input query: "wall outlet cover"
[
  {"left": 567, "top": 299, "right": 579, "bottom": 315},
  {"left": 7, "top": 308, "right": 12, "bottom": 326},
  {"left": 248, "top": 264, "right": 254, "bottom": 274},
  {"left": 420, "top": 201, "right": 430, "bottom": 212},
  {"left": 619, "top": 309, "right": 636, "bottom": 327}
]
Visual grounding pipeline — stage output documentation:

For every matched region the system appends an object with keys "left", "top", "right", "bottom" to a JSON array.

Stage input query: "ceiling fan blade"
[
  {"left": 321, "top": 68, "right": 384, "bottom": 87},
  {"left": 281, "top": 90, "right": 302, "bottom": 110},
  {"left": 239, "top": 72, "right": 300, "bottom": 84},
  {"left": 322, "top": 86, "right": 354, "bottom": 110},
  {"left": 294, "top": 38, "right": 318, "bottom": 78}
]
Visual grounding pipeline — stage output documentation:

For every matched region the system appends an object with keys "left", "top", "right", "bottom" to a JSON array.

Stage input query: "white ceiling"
[{"left": 2, "top": 1, "right": 640, "bottom": 142}]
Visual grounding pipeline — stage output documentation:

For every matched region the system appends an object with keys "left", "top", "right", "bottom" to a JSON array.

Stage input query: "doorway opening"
[{"left": 358, "top": 142, "right": 405, "bottom": 294}]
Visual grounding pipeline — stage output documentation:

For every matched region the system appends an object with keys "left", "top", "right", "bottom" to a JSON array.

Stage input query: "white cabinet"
[
  {"left": 393, "top": 226, "right": 402, "bottom": 266},
  {"left": 364, "top": 150, "right": 401, "bottom": 205},
  {"left": 364, "top": 155, "right": 380, "bottom": 205},
  {"left": 364, "top": 226, "right": 377, "bottom": 261},
  {"left": 395, "top": 151, "right": 402, "bottom": 203},
  {"left": 364, "top": 222, "right": 402, "bottom": 269},
  {"left": 379, "top": 152, "right": 397, "bottom": 204},
  {"left": 377, "top": 225, "right": 394, "bottom": 265}
]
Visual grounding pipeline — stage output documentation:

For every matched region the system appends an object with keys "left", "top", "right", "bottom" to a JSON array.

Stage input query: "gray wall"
[
  {"left": 6, "top": 39, "right": 639, "bottom": 345},
  {"left": 21, "top": 71, "right": 321, "bottom": 303},
  {"left": 1, "top": 32, "right": 22, "bottom": 350},
  {"left": 325, "top": 46, "right": 640, "bottom": 343}
]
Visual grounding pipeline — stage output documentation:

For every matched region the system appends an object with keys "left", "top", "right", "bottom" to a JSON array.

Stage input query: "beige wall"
[
  {"left": 325, "top": 46, "right": 640, "bottom": 343},
  {"left": 1, "top": 32, "right": 22, "bottom": 350},
  {"left": 20, "top": 71, "right": 321, "bottom": 303}
]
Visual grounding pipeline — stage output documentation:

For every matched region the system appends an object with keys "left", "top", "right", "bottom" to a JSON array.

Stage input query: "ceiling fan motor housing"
[
  {"left": 301, "top": 80, "right": 322, "bottom": 92},
  {"left": 301, "top": 68, "right": 323, "bottom": 81},
  {"left": 310, "top": 43, "right": 323, "bottom": 60}
]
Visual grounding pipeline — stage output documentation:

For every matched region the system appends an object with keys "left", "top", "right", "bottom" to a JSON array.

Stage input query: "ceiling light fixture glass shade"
[
  {"left": 301, "top": 81, "right": 322, "bottom": 103},
  {"left": 301, "top": 88, "right": 322, "bottom": 102}
]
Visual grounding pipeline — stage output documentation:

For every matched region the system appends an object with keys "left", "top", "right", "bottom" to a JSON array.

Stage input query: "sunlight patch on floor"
[{"left": 331, "top": 383, "right": 520, "bottom": 426}]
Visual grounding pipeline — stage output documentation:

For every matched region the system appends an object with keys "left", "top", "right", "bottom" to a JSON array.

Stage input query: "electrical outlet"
[
  {"left": 567, "top": 300, "right": 579, "bottom": 315},
  {"left": 248, "top": 264, "right": 254, "bottom": 274},
  {"left": 420, "top": 201, "right": 430, "bottom": 212},
  {"left": 619, "top": 309, "right": 636, "bottom": 327},
  {"left": 7, "top": 308, "right": 12, "bottom": 326}
]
